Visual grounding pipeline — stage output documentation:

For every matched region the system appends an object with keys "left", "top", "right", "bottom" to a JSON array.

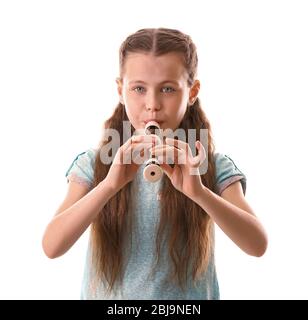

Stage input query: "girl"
[{"left": 42, "top": 28, "right": 267, "bottom": 300}]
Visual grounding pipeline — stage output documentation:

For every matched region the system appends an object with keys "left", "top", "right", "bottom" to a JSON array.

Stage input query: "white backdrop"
[{"left": 1, "top": 0, "right": 307, "bottom": 299}]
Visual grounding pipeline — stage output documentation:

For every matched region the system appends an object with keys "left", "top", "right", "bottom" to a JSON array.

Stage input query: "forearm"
[
  {"left": 193, "top": 186, "right": 267, "bottom": 257},
  {"left": 42, "top": 179, "right": 115, "bottom": 258}
]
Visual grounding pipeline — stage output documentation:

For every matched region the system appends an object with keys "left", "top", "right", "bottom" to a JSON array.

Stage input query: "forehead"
[{"left": 122, "top": 52, "right": 188, "bottom": 83}]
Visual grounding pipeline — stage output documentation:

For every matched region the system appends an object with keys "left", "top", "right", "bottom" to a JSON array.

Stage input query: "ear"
[
  {"left": 188, "top": 80, "right": 200, "bottom": 105},
  {"left": 116, "top": 77, "right": 124, "bottom": 104}
]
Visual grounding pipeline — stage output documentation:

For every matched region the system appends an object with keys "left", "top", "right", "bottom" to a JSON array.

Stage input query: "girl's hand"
[
  {"left": 105, "top": 134, "right": 159, "bottom": 194},
  {"left": 150, "top": 138, "right": 206, "bottom": 199}
]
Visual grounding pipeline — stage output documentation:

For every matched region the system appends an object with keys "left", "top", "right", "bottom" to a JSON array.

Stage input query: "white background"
[{"left": 0, "top": 0, "right": 307, "bottom": 299}]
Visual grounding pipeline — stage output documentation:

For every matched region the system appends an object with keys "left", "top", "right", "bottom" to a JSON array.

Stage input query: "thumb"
[
  {"left": 160, "top": 163, "right": 173, "bottom": 179},
  {"left": 190, "top": 140, "right": 206, "bottom": 168}
]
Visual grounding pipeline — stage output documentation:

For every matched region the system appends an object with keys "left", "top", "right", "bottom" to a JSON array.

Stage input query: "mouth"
[{"left": 143, "top": 120, "right": 163, "bottom": 126}]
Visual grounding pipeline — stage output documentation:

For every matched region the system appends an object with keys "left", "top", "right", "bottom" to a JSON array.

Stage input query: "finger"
[
  {"left": 133, "top": 153, "right": 150, "bottom": 165},
  {"left": 122, "top": 142, "right": 153, "bottom": 164},
  {"left": 122, "top": 135, "right": 142, "bottom": 153},
  {"left": 132, "top": 134, "right": 161, "bottom": 148},
  {"left": 133, "top": 134, "right": 160, "bottom": 143},
  {"left": 127, "top": 142, "right": 153, "bottom": 157},
  {"left": 160, "top": 163, "right": 173, "bottom": 179},
  {"left": 165, "top": 137, "right": 191, "bottom": 156},
  {"left": 189, "top": 141, "right": 206, "bottom": 168},
  {"left": 151, "top": 145, "right": 186, "bottom": 165},
  {"left": 151, "top": 145, "right": 181, "bottom": 163},
  {"left": 123, "top": 134, "right": 160, "bottom": 153},
  {"left": 134, "top": 142, "right": 155, "bottom": 160}
]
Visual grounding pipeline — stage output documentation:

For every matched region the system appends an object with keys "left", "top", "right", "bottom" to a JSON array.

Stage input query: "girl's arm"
[
  {"left": 193, "top": 181, "right": 268, "bottom": 257},
  {"left": 43, "top": 135, "right": 156, "bottom": 259},
  {"left": 42, "top": 179, "right": 115, "bottom": 259}
]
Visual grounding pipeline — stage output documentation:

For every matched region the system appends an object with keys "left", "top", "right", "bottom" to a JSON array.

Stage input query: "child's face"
[{"left": 117, "top": 52, "right": 199, "bottom": 131}]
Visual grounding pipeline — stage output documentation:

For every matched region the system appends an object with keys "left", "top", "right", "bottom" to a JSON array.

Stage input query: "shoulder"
[
  {"left": 213, "top": 152, "right": 247, "bottom": 196},
  {"left": 74, "top": 147, "right": 98, "bottom": 161},
  {"left": 65, "top": 147, "right": 99, "bottom": 189}
]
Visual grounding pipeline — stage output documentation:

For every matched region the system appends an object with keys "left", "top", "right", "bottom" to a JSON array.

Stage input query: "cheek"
[
  {"left": 124, "top": 103, "right": 142, "bottom": 128},
  {"left": 125, "top": 99, "right": 142, "bottom": 116},
  {"left": 123, "top": 91, "right": 142, "bottom": 108},
  {"left": 125, "top": 105, "right": 137, "bottom": 120},
  {"left": 169, "top": 97, "right": 188, "bottom": 115}
]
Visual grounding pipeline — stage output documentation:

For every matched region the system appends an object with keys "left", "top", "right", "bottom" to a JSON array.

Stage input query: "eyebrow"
[{"left": 128, "top": 80, "right": 179, "bottom": 85}]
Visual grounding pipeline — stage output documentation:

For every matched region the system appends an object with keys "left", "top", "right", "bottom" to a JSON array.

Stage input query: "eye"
[
  {"left": 133, "top": 86, "right": 146, "bottom": 93},
  {"left": 161, "top": 87, "right": 175, "bottom": 93}
]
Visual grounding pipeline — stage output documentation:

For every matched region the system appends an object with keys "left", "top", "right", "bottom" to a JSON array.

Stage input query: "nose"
[{"left": 146, "top": 91, "right": 161, "bottom": 111}]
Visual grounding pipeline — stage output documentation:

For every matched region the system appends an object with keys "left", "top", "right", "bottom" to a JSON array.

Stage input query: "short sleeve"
[
  {"left": 214, "top": 153, "right": 247, "bottom": 196},
  {"left": 65, "top": 148, "right": 97, "bottom": 189}
]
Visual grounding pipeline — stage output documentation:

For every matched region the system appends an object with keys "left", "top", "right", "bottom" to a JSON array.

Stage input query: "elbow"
[
  {"left": 253, "top": 244, "right": 267, "bottom": 257},
  {"left": 42, "top": 235, "right": 60, "bottom": 259},
  {"left": 42, "top": 242, "right": 56, "bottom": 259},
  {"left": 43, "top": 250, "right": 58, "bottom": 260},
  {"left": 250, "top": 233, "right": 268, "bottom": 257},
  {"left": 44, "top": 251, "right": 58, "bottom": 260},
  {"left": 42, "top": 221, "right": 66, "bottom": 259}
]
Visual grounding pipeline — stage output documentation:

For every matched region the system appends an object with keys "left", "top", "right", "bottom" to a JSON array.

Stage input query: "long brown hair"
[{"left": 91, "top": 28, "right": 216, "bottom": 293}]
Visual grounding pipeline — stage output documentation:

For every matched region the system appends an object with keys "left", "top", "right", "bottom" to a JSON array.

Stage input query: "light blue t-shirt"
[{"left": 65, "top": 148, "right": 246, "bottom": 300}]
